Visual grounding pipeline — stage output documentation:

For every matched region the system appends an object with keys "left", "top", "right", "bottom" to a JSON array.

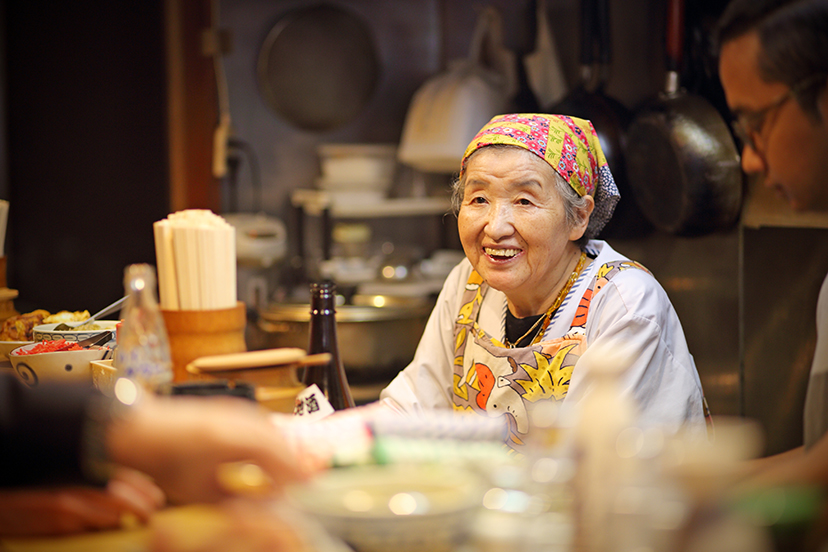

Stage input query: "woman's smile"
[{"left": 483, "top": 247, "right": 522, "bottom": 261}]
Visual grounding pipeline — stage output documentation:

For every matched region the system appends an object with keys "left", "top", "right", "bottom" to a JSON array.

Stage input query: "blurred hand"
[
  {"left": 107, "top": 395, "right": 310, "bottom": 504},
  {"left": 149, "top": 500, "right": 310, "bottom": 552},
  {"left": 0, "top": 468, "right": 164, "bottom": 537}
]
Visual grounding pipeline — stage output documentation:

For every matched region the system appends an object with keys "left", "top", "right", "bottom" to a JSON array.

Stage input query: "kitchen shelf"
[{"left": 291, "top": 189, "right": 451, "bottom": 218}]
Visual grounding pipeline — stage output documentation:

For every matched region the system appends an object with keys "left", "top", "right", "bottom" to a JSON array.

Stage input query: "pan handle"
[
  {"left": 596, "top": 0, "right": 611, "bottom": 68},
  {"left": 579, "top": 0, "right": 597, "bottom": 68},
  {"left": 665, "top": 0, "right": 685, "bottom": 74}
]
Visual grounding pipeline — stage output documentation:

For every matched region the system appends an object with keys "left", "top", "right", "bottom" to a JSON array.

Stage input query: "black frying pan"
[
  {"left": 550, "top": 0, "right": 651, "bottom": 239},
  {"left": 257, "top": 5, "right": 380, "bottom": 132},
  {"left": 624, "top": 0, "right": 742, "bottom": 236}
]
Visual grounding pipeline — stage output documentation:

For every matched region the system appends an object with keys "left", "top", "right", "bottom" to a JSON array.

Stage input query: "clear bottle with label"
[
  {"left": 302, "top": 281, "right": 355, "bottom": 410},
  {"left": 114, "top": 264, "right": 173, "bottom": 392}
]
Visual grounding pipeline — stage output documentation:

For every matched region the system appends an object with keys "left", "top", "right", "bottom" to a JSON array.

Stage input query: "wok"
[
  {"left": 257, "top": 5, "right": 379, "bottom": 132},
  {"left": 624, "top": 0, "right": 742, "bottom": 236},
  {"left": 550, "top": 0, "right": 651, "bottom": 239}
]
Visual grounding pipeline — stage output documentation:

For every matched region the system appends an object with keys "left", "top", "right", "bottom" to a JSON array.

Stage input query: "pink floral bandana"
[{"left": 461, "top": 113, "right": 620, "bottom": 236}]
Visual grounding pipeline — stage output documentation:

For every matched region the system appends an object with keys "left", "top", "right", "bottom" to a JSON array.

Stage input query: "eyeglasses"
[{"left": 731, "top": 74, "right": 826, "bottom": 154}]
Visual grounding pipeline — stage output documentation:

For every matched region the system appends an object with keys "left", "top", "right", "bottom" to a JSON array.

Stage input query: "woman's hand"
[
  {"left": 106, "top": 395, "right": 310, "bottom": 504},
  {"left": 0, "top": 468, "right": 164, "bottom": 537}
]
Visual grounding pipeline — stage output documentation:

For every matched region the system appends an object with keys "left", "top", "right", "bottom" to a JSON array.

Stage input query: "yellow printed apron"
[{"left": 451, "top": 260, "right": 651, "bottom": 452}]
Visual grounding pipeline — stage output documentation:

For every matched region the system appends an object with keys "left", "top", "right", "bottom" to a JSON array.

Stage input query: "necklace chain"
[{"left": 505, "top": 251, "right": 588, "bottom": 348}]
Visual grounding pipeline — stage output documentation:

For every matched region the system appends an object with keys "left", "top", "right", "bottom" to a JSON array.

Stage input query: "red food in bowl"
[{"left": 15, "top": 339, "right": 83, "bottom": 355}]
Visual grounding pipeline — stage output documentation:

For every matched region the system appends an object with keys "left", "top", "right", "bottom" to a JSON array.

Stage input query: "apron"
[{"left": 451, "top": 260, "right": 651, "bottom": 452}]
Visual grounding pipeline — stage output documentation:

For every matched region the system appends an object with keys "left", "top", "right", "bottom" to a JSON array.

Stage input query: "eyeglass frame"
[{"left": 731, "top": 74, "right": 827, "bottom": 154}]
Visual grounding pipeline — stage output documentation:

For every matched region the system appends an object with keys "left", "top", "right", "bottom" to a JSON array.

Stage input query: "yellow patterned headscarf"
[{"left": 461, "top": 113, "right": 620, "bottom": 236}]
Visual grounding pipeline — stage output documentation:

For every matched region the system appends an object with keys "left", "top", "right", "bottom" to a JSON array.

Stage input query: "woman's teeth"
[{"left": 485, "top": 248, "right": 518, "bottom": 258}]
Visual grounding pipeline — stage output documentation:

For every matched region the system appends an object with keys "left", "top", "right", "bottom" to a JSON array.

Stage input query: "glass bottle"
[
  {"left": 302, "top": 281, "right": 355, "bottom": 410},
  {"left": 114, "top": 264, "right": 173, "bottom": 392}
]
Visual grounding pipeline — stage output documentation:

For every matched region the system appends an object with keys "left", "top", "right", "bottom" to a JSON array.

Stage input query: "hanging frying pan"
[
  {"left": 549, "top": 0, "right": 651, "bottom": 239},
  {"left": 624, "top": 0, "right": 742, "bottom": 236},
  {"left": 257, "top": 4, "right": 380, "bottom": 132}
]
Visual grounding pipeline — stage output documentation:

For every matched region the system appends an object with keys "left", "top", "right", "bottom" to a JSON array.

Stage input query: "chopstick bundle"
[{"left": 153, "top": 210, "right": 236, "bottom": 311}]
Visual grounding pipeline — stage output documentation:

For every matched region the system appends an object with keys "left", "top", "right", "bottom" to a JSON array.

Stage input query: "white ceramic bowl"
[
  {"left": 317, "top": 143, "right": 397, "bottom": 185},
  {"left": 0, "top": 340, "right": 34, "bottom": 360},
  {"left": 33, "top": 320, "right": 119, "bottom": 346},
  {"left": 9, "top": 343, "right": 109, "bottom": 388},
  {"left": 288, "top": 463, "right": 484, "bottom": 552}
]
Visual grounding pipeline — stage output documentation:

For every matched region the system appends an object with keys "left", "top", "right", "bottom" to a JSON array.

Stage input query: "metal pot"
[
  {"left": 624, "top": 0, "right": 742, "bottom": 236},
  {"left": 254, "top": 294, "right": 434, "bottom": 380}
]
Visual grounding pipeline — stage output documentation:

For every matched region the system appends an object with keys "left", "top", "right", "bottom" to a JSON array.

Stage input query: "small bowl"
[
  {"left": 288, "top": 463, "right": 484, "bottom": 552},
  {"left": 10, "top": 343, "right": 108, "bottom": 388},
  {"left": 33, "top": 320, "right": 119, "bottom": 346},
  {"left": 0, "top": 340, "right": 34, "bottom": 360}
]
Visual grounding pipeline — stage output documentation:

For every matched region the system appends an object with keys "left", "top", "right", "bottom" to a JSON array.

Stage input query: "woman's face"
[{"left": 458, "top": 147, "right": 590, "bottom": 314}]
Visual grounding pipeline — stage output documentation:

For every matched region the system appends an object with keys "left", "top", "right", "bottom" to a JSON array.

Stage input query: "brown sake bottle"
[{"left": 302, "top": 281, "right": 355, "bottom": 410}]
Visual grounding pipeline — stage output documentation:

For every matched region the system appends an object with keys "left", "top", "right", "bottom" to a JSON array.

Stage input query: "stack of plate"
[{"left": 316, "top": 144, "right": 397, "bottom": 205}]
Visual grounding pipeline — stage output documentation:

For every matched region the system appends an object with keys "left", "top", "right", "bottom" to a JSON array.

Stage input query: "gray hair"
[{"left": 450, "top": 145, "right": 595, "bottom": 247}]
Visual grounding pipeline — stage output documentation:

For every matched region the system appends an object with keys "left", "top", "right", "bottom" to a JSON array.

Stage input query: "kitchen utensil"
[
  {"left": 53, "top": 296, "right": 128, "bottom": 331},
  {"left": 550, "top": 0, "right": 651, "bottom": 239},
  {"left": 222, "top": 212, "right": 288, "bottom": 269},
  {"left": 288, "top": 463, "right": 486, "bottom": 552},
  {"left": 624, "top": 0, "right": 742, "bottom": 236},
  {"left": 162, "top": 301, "right": 247, "bottom": 382},
  {"left": 257, "top": 4, "right": 379, "bottom": 131},
  {"left": 77, "top": 330, "right": 114, "bottom": 348},
  {"left": 523, "top": 0, "right": 567, "bottom": 108},
  {"left": 186, "top": 347, "right": 327, "bottom": 413},
  {"left": 397, "top": 6, "right": 515, "bottom": 173},
  {"left": 255, "top": 295, "right": 434, "bottom": 379},
  {"left": 40, "top": 330, "right": 112, "bottom": 352},
  {"left": 186, "top": 348, "right": 331, "bottom": 375},
  {"left": 33, "top": 320, "right": 119, "bottom": 346},
  {"left": 9, "top": 342, "right": 108, "bottom": 388}
]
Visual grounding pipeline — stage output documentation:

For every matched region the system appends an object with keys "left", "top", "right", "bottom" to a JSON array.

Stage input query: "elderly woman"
[{"left": 380, "top": 113, "right": 707, "bottom": 448}]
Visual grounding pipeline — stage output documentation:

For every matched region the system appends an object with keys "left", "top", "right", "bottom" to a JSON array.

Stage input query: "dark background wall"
[{"left": 2, "top": 0, "right": 169, "bottom": 314}]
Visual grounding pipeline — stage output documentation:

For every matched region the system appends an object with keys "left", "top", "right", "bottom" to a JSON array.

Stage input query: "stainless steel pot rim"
[{"left": 260, "top": 300, "right": 433, "bottom": 323}]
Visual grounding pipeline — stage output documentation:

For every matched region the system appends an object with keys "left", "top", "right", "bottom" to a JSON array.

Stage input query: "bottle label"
[{"left": 293, "top": 384, "right": 335, "bottom": 420}]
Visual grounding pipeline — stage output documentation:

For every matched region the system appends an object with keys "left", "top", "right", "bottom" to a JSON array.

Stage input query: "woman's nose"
[{"left": 485, "top": 203, "right": 514, "bottom": 238}]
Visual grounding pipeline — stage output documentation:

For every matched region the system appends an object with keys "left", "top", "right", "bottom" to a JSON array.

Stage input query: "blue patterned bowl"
[{"left": 32, "top": 320, "right": 119, "bottom": 347}]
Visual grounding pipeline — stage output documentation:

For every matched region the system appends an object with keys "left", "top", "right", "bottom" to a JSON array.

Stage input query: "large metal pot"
[{"left": 254, "top": 294, "right": 434, "bottom": 381}]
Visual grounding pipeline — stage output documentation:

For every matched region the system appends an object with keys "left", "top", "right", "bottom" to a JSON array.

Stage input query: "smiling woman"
[{"left": 380, "top": 113, "right": 708, "bottom": 450}]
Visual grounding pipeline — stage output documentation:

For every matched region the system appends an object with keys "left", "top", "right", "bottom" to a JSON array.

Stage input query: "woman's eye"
[
  {"left": 469, "top": 196, "right": 487, "bottom": 205},
  {"left": 517, "top": 197, "right": 534, "bottom": 206}
]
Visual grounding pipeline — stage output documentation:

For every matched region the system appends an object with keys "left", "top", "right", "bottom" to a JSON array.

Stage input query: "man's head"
[{"left": 717, "top": 0, "right": 828, "bottom": 211}]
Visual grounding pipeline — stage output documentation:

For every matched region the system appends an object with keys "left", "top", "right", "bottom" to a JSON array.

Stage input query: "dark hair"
[{"left": 717, "top": 0, "right": 828, "bottom": 120}]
